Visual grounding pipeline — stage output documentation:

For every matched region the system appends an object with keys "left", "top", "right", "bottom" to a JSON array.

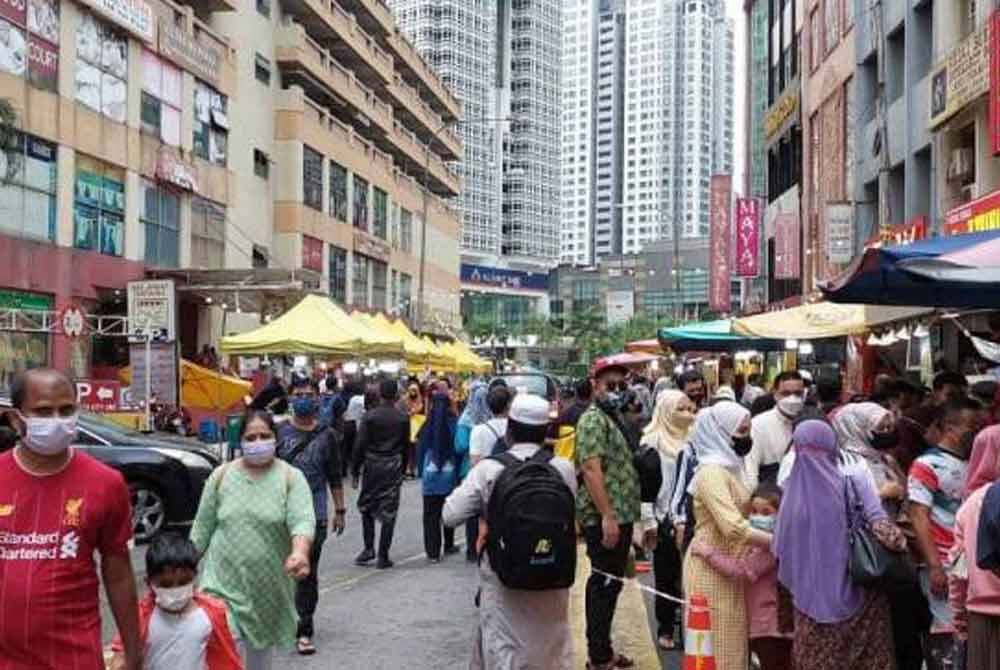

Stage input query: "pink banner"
[
  {"left": 734, "top": 197, "right": 761, "bottom": 277},
  {"left": 774, "top": 213, "right": 800, "bottom": 279},
  {"left": 709, "top": 175, "right": 732, "bottom": 312}
]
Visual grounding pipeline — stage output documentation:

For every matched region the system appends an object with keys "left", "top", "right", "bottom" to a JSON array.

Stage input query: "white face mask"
[
  {"left": 777, "top": 395, "right": 804, "bottom": 419},
  {"left": 242, "top": 438, "right": 276, "bottom": 465},
  {"left": 19, "top": 413, "right": 77, "bottom": 456},
  {"left": 153, "top": 583, "right": 194, "bottom": 612}
]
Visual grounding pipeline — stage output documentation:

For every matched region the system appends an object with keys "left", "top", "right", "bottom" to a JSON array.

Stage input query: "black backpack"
[{"left": 486, "top": 450, "right": 577, "bottom": 590}]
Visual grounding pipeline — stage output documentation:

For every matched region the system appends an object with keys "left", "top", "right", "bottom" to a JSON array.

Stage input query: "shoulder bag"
[{"left": 845, "top": 476, "right": 916, "bottom": 589}]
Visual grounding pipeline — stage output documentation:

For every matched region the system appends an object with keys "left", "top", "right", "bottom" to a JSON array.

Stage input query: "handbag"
[{"left": 845, "top": 476, "right": 917, "bottom": 588}]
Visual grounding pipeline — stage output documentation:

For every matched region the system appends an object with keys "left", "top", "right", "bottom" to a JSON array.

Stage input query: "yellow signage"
[
  {"left": 764, "top": 93, "right": 798, "bottom": 139},
  {"left": 929, "top": 25, "right": 990, "bottom": 128}
]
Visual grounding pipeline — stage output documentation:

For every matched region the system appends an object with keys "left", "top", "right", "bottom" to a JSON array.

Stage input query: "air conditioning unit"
[{"left": 947, "top": 148, "right": 974, "bottom": 182}]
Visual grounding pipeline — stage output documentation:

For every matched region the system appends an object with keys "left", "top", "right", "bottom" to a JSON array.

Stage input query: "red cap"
[{"left": 591, "top": 358, "right": 629, "bottom": 379}]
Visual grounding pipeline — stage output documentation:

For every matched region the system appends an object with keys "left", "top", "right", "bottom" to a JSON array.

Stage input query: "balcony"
[
  {"left": 336, "top": 0, "right": 394, "bottom": 39},
  {"left": 387, "top": 120, "right": 460, "bottom": 197},
  {"left": 388, "top": 32, "right": 461, "bottom": 122},
  {"left": 388, "top": 76, "right": 461, "bottom": 161},
  {"left": 279, "top": 0, "right": 394, "bottom": 88}
]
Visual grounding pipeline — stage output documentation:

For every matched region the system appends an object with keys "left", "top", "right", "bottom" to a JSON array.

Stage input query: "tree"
[{"left": 0, "top": 98, "right": 19, "bottom": 183}]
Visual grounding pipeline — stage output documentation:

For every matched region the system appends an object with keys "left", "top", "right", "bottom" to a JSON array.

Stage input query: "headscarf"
[
  {"left": 458, "top": 382, "right": 490, "bottom": 427},
  {"left": 964, "top": 425, "right": 1000, "bottom": 499},
  {"left": 688, "top": 400, "right": 750, "bottom": 477},
  {"left": 642, "top": 390, "right": 692, "bottom": 460},
  {"left": 420, "top": 392, "right": 456, "bottom": 468},
  {"left": 343, "top": 394, "right": 365, "bottom": 422},
  {"left": 832, "top": 402, "right": 890, "bottom": 458},
  {"left": 774, "top": 420, "right": 880, "bottom": 623},
  {"left": 977, "top": 482, "right": 1000, "bottom": 570}
]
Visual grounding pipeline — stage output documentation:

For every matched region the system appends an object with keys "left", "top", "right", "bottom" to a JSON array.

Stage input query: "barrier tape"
[{"left": 590, "top": 567, "right": 711, "bottom": 612}]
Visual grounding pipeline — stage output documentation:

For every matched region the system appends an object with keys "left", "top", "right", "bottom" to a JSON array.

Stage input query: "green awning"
[{"left": 658, "top": 319, "right": 784, "bottom": 353}]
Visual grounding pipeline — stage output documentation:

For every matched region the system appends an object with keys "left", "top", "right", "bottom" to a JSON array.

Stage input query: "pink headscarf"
[{"left": 963, "top": 425, "right": 1000, "bottom": 499}]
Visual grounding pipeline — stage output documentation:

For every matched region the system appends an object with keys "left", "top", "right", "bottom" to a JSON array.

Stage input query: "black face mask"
[
  {"left": 958, "top": 430, "right": 977, "bottom": 457},
  {"left": 732, "top": 435, "right": 753, "bottom": 457},
  {"left": 869, "top": 429, "right": 899, "bottom": 451}
]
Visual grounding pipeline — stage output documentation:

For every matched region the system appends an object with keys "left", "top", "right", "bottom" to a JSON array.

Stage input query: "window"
[
  {"left": 399, "top": 272, "right": 413, "bottom": 319},
  {"left": 0, "top": 133, "right": 56, "bottom": 241},
  {"left": 303, "top": 145, "right": 323, "bottom": 211},
  {"left": 371, "top": 259, "right": 388, "bottom": 309},
  {"left": 352, "top": 253, "right": 370, "bottom": 307},
  {"left": 193, "top": 80, "right": 228, "bottom": 166},
  {"left": 141, "top": 50, "right": 181, "bottom": 146},
  {"left": 76, "top": 12, "right": 126, "bottom": 122},
  {"left": 329, "top": 161, "right": 348, "bottom": 222},
  {"left": 74, "top": 154, "right": 124, "bottom": 256},
  {"left": 191, "top": 197, "right": 225, "bottom": 268},
  {"left": 810, "top": 8, "right": 821, "bottom": 72},
  {"left": 329, "top": 245, "right": 347, "bottom": 304},
  {"left": 824, "top": 0, "right": 839, "bottom": 55},
  {"left": 399, "top": 208, "right": 413, "bottom": 253},
  {"left": 140, "top": 178, "right": 180, "bottom": 267},
  {"left": 254, "top": 53, "right": 271, "bottom": 85},
  {"left": 252, "top": 244, "right": 268, "bottom": 268},
  {"left": 0, "top": 0, "right": 59, "bottom": 92},
  {"left": 253, "top": 149, "right": 269, "bottom": 179},
  {"left": 353, "top": 175, "right": 369, "bottom": 229},
  {"left": 256, "top": 0, "right": 269, "bottom": 17},
  {"left": 372, "top": 187, "right": 387, "bottom": 239}
]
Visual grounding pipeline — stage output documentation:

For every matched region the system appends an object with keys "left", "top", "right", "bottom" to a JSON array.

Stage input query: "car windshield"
[
  {"left": 499, "top": 375, "right": 549, "bottom": 399},
  {"left": 77, "top": 411, "right": 149, "bottom": 442}
]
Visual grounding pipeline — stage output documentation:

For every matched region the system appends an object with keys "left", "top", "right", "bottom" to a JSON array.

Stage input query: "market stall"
[
  {"left": 733, "top": 302, "right": 933, "bottom": 340},
  {"left": 624, "top": 339, "right": 664, "bottom": 354},
  {"left": 657, "top": 319, "right": 784, "bottom": 353}
]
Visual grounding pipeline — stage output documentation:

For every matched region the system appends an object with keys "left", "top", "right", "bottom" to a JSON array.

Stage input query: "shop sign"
[
  {"left": 734, "top": 197, "right": 761, "bottom": 277},
  {"left": 460, "top": 263, "right": 548, "bottom": 291},
  {"left": 606, "top": 290, "right": 634, "bottom": 326},
  {"left": 158, "top": 19, "right": 220, "bottom": 84},
  {"left": 773, "top": 213, "right": 800, "bottom": 279},
  {"left": 60, "top": 305, "right": 85, "bottom": 337},
  {"left": 76, "top": 379, "right": 120, "bottom": 412},
  {"left": 77, "top": 0, "right": 153, "bottom": 42},
  {"left": 992, "top": 9, "right": 1000, "bottom": 155},
  {"left": 27, "top": 35, "right": 57, "bottom": 92},
  {"left": 0, "top": 289, "right": 51, "bottom": 311},
  {"left": 944, "top": 189, "right": 1000, "bottom": 236},
  {"left": 127, "top": 279, "right": 175, "bottom": 341},
  {"left": 302, "top": 235, "right": 323, "bottom": 272},
  {"left": 352, "top": 229, "right": 390, "bottom": 263},
  {"left": 155, "top": 149, "right": 197, "bottom": 192},
  {"left": 129, "top": 342, "right": 178, "bottom": 405},
  {"left": 764, "top": 92, "right": 798, "bottom": 139},
  {"left": 709, "top": 174, "right": 732, "bottom": 312},
  {"left": 825, "top": 203, "right": 854, "bottom": 264},
  {"left": 865, "top": 216, "right": 929, "bottom": 248},
  {"left": 0, "top": 0, "right": 24, "bottom": 26},
  {"left": 929, "top": 23, "right": 989, "bottom": 129}
]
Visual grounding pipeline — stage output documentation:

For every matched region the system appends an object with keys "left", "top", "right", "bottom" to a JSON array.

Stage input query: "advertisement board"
[
  {"left": 825, "top": 203, "right": 854, "bottom": 264},
  {"left": 606, "top": 290, "right": 634, "bottom": 326},
  {"left": 129, "top": 342, "right": 178, "bottom": 405},
  {"left": 76, "top": 0, "right": 152, "bottom": 42},
  {"left": 709, "top": 175, "right": 732, "bottom": 312},
  {"left": 127, "top": 279, "right": 176, "bottom": 340},
  {"left": 943, "top": 188, "right": 1000, "bottom": 236},
  {"left": 929, "top": 23, "right": 989, "bottom": 128},
  {"left": 734, "top": 197, "right": 761, "bottom": 277},
  {"left": 460, "top": 263, "right": 549, "bottom": 292},
  {"left": 158, "top": 18, "right": 220, "bottom": 84},
  {"left": 992, "top": 9, "right": 1000, "bottom": 155}
]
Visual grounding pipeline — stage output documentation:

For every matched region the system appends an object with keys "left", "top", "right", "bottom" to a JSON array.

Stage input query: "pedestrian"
[
  {"left": 743, "top": 370, "right": 805, "bottom": 491},
  {"left": 629, "top": 376, "right": 653, "bottom": 423},
  {"left": 190, "top": 409, "right": 316, "bottom": 669},
  {"left": 558, "top": 378, "right": 592, "bottom": 427},
  {"left": 402, "top": 381, "right": 425, "bottom": 478},
  {"left": 774, "top": 419, "right": 906, "bottom": 670},
  {"left": 639, "top": 389, "right": 696, "bottom": 650},
  {"left": 443, "top": 394, "right": 577, "bottom": 670},
  {"left": 417, "top": 390, "right": 459, "bottom": 561},
  {"left": 109, "top": 533, "right": 242, "bottom": 670},
  {"left": 456, "top": 382, "right": 497, "bottom": 562},
  {"left": 682, "top": 400, "right": 771, "bottom": 670},
  {"left": 575, "top": 360, "right": 641, "bottom": 670},
  {"left": 949, "top": 425, "right": 1000, "bottom": 670},
  {"left": 0, "top": 368, "right": 141, "bottom": 669},
  {"left": 470, "top": 384, "right": 513, "bottom": 466},
  {"left": 908, "top": 396, "right": 985, "bottom": 669},
  {"left": 678, "top": 369, "right": 707, "bottom": 408},
  {"left": 342, "top": 388, "right": 366, "bottom": 479},
  {"left": 932, "top": 370, "right": 969, "bottom": 405},
  {"left": 250, "top": 370, "right": 287, "bottom": 415},
  {"left": 275, "top": 377, "right": 347, "bottom": 655},
  {"left": 741, "top": 373, "right": 767, "bottom": 407},
  {"left": 353, "top": 379, "right": 410, "bottom": 569}
]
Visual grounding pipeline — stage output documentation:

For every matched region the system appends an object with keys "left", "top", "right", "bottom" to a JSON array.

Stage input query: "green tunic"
[{"left": 190, "top": 459, "right": 316, "bottom": 650}]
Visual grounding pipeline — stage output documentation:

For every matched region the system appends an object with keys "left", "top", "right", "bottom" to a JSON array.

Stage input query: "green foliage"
[{"left": 0, "top": 98, "right": 19, "bottom": 183}]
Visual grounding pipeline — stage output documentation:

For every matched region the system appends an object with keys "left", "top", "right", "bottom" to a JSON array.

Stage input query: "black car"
[{"left": 1, "top": 402, "right": 219, "bottom": 542}]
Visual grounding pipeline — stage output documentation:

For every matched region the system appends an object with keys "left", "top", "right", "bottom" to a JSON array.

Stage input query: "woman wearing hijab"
[
  {"left": 683, "top": 400, "right": 772, "bottom": 669},
  {"left": 774, "top": 420, "right": 906, "bottom": 670},
  {"left": 455, "top": 383, "right": 489, "bottom": 561},
  {"left": 640, "top": 390, "right": 696, "bottom": 650},
  {"left": 832, "top": 402, "right": 907, "bottom": 508},
  {"left": 949, "top": 425, "right": 1000, "bottom": 669},
  {"left": 417, "top": 391, "right": 459, "bottom": 561}
]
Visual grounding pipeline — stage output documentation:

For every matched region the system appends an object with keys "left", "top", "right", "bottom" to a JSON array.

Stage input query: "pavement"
[{"left": 103, "top": 478, "right": 683, "bottom": 669}]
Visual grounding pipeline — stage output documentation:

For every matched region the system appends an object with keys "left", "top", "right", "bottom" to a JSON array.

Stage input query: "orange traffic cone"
[{"left": 683, "top": 593, "right": 716, "bottom": 670}]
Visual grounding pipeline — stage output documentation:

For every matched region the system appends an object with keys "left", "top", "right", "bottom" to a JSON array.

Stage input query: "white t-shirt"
[
  {"left": 470, "top": 418, "right": 508, "bottom": 460},
  {"left": 145, "top": 605, "right": 212, "bottom": 670}
]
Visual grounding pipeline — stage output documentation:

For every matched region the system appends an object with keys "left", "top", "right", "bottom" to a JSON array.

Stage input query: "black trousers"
[
  {"left": 583, "top": 522, "right": 633, "bottom": 666},
  {"left": 362, "top": 512, "right": 396, "bottom": 559},
  {"left": 889, "top": 581, "right": 930, "bottom": 670},
  {"left": 653, "top": 523, "right": 683, "bottom": 638},
  {"left": 422, "top": 495, "right": 455, "bottom": 559},
  {"left": 295, "top": 521, "right": 327, "bottom": 638}
]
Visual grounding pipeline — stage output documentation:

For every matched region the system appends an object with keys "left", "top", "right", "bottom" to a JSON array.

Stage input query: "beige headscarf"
[{"left": 642, "top": 389, "right": 694, "bottom": 459}]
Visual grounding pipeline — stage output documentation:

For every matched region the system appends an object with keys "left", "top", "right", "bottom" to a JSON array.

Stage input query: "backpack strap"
[
  {"left": 528, "top": 449, "right": 554, "bottom": 464},
  {"left": 489, "top": 452, "right": 519, "bottom": 469}
]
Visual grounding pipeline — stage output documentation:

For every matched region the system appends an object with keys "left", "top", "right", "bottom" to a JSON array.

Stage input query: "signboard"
[
  {"left": 76, "top": 0, "right": 152, "bottom": 42},
  {"left": 929, "top": 23, "right": 989, "bottom": 128},
  {"left": 352, "top": 229, "right": 390, "bottom": 263},
  {"left": 155, "top": 149, "right": 197, "bottom": 191},
  {"left": 825, "top": 203, "right": 854, "bottom": 264},
  {"left": 734, "top": 197, "right": 761, "bottom": 277},
  {"left": 774, "top": 213, "right": 800, "bottom": 279},
  {"left": 606, "top": 290, "right": 634, "bottom": 326},
  {"left": 76, "top": 379, "right": 120, "bottom": 412},
  {"left": 460, "top": 263, "right": 548, "bottom": 292},
  {"left": 127, "top": 279, "right": 175, "bottom": 340},
  {"left": 158, "top": 19, "right": 220, "bottom": 84},
  {"left": 302, "top": 234, "right": 323, "bottom": 272},
  {"left": 709, "top": 175, "right": 732, "bottom": 312},
  {"left": 764, "top": 92, "right": 798, "bottom": 139},
  {"left": 27, "top": 34, "right": 56, "bottom": 91},
  {"left": 865, "top": 216, "right": 929, "bottom": 248},
  {"left": 129, "top": 342, "right": 178, "bottom": 405},
  {"left": 0, "top": 0, "right": 25, "bottom": 27},
  {"left": 992, "top": 9, "right": 1000, "bottom": 155},
  {"left": 943, "top": 188, "right": 1000, "bottom": 236}
]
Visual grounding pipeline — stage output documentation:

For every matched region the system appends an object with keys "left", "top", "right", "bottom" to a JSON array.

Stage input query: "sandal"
[
  {"left": 657, "top": 634, "right": 676, "bottom": 650},
  {"left": 296, "top": 637, "right": 316, "bottom": 655}
]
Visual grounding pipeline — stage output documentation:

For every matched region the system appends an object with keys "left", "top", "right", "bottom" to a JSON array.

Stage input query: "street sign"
[
  {"left": 60, "top": 306, "right": 86, "bottom": 337},
  {"left": 129, "top": 342, "right": 179, "bottom": 406},
  {"left": 127, "top": 279, "right": 176, "bottom": 341},
  {"left": 76, "top": 380, "right": 121, "bottom": 412}
]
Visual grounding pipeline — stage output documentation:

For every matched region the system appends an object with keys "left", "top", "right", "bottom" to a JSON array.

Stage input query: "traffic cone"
[{"left": 683, "top": 593, "right": 716, "bottom": 670}]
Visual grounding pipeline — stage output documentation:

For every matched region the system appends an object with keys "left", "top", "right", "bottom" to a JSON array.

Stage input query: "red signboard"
[
  {"left": 944, "top": 189, "right": 1000, "bottom": 236},
  {"left": 27, "top": 35, "right": 57, "bottom": 93},
  {"left": 864, "top": 216, "right": 929, "bottom": 248},
  {"left": 709, "top": 175, "right": 732, "bottom": 312},
  {"left": 774, "top": 213, "right": 800, "bottom": 279},
  {"left": 0, "top": 0, "right": 26, "bottom": 27},
  {"left": 992, "top": 9, "right": 1000, "bottom": 155},
  {"left": 76, "top": 379, "right": 121, "bottom": 412},
  {"left": 302, "top": 234, "right": 323, "bottom": 272},
  {"left": 734, "top": 197, "right": 761, "bottom": 277}
]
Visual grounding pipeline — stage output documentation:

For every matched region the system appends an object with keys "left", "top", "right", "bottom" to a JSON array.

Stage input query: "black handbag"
[{"left": 845, "top": 476, "right": 917, "bottom": 588}]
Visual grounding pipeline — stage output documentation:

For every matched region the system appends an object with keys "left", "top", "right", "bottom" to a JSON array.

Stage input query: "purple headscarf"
[{"left": 773, "top": 419, "right": 883, "bottom": 623}]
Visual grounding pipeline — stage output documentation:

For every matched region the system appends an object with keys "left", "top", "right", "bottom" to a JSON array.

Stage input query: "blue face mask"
[
  {"left": 292, "top": 396, "right": 318, "bottom": 418},
  {"left": 749, "top": 514, "right": 775, "bottom": 532}
]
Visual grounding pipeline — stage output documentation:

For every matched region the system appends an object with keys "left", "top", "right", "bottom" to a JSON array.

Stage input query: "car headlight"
[{"left": 151, "top": 448, "right": 213, "bottom": 471}]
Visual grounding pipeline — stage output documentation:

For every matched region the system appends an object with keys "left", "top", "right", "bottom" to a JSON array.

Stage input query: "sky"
[{"left": 726, "top": 0, "right": 748, "bottom": 195}]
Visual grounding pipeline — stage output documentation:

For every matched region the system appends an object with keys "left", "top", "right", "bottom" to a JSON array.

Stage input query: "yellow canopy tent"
[
  {"left": 450, "top": 340, "right": 492, "bottom": 373},
  {"left": 120, "top": 359, "right": 251, "bottom": 412},
  {"left": 349, "top": 310, "right": 408, "bottom": 360},
  {"left": 377, "top": 314, "right": 433, "bottom": 368},
  {"left": 422, "top": 336, "right": 457, "bottom": 372},
  {"left": 219, "top": 295, "right": 403, "bottom": 357},
  {"left": 733, "top": 302, "right": 933, "bottom": 339}
]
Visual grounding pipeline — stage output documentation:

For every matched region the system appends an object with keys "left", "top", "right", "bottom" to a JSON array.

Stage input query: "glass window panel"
[
  {"left": 161, "top": 189, "right": 180, "bottom": 230},
  {"left": 22, "top": 190, "right": 53, "bottom": 239},
  {"left": 99, "top": 211, "right": 122, "bottom": 256},
  {"left": 75, "top": 60, "right": 101, "bottom": 111},
  {"left": 140, "top": 178, "right": 159, "bottom": 223},
  {"left": 23, "top": 152, "right": 54, "bottom": 192},
  {"left": 140, "top": 91, "right": 160, "bottom": 135},
  {"left": 303, "top": 146, "right": 323, "bottom": 210},
  {"left": 161, "top": 62, "right": 181, "bottom": 106},
  {"left": 0, "top": 21, "right": 28, "bottom": 78},
  {"left": 76, "top": 13, "right": 100, "bottom": 65},
  {"left": 74, "top": 202, "right": 99, "bottom": 250},
  {"left": 0, "top": 186, "right": 22, "bottom": 236},
  {"left": 101, "top": 73, "right": 126, "bottom": 122},
  {"left": 160, "top": 105, "right": 180, "bottom": 146},
  {"left": 329, "top": 161, "right": 348, "bottom": 221},
  {"left": 353, "top": 176, "right": 368, "bottom": 229},
  {"left": 101, "top": 29, "right": 126, "bottom": 78},
  {"left": 28, "top": 0, "right": 60, "bottom": 44},
  {"left": 141, "top": 48, "right": 161, "bottom": 95}
]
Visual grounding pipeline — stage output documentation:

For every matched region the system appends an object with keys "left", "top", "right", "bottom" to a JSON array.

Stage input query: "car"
[
  {"left": 492, "top": 371, "right": 562, "bottom": 421},
  {"left": 1, "top": 401, "right": 220, "bottom": 543}
]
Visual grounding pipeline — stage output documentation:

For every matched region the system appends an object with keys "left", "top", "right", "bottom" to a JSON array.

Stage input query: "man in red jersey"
[{"left": 0, "top": 368, "right": 141, "bottom": 669}]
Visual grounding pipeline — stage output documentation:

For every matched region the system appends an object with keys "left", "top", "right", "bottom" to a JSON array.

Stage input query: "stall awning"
[
  {"left": 820, "top": 230, "right": 1000, "bottom": 307},
  {"left": 594, "top": 352, "right": 661, "bottom": 370},
  {"left": 733, "top": 302, "right": 933, "bottom": 339},
  {"left": 624, "top": 339, "right": 663, "bottom": 354},
  {"left": 658, "top": 319, "right": 785, "bottom": 353},
  {"left": 219, "top": 295, "right": 403, "bottom": 356},
  {"left": 121, "top": 359, "right": 251, "bottom": 412},
  {"left": 895, "top": 234, "right": 1000, "bottom": 284}
]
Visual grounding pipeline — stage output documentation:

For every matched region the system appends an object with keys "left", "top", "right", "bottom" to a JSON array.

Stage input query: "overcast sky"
[{"left": 726, "top": 0, "right": 747, "bottom": 194}]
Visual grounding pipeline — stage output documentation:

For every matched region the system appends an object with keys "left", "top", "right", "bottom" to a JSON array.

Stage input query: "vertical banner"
[
  {"left": 734, "top": 197, "right": 761, "bottom": 277},
  {"left": 709, "top": 175, "right": 733, "bottom": 312},
  {"left": 992, "top": 9, "right": 1000, "bottom": 155},
  {"left": 825, "top": 202, "right": 854, "bottom": 264},
  {"left": 774, "top": 212, "right": 801, "bottom": 279}
]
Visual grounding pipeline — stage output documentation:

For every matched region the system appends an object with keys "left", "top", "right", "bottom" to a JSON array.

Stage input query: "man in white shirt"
[
  {"left": 743, "top": 371, "right": 805, "bottom": 491},
  {"left": 469, "top": 384, "right": 513, "bottom": 464}
]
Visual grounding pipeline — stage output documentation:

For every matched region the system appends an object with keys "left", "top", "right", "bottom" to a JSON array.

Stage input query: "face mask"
[
  {"left": 749, "top": 514, "right": 775, "bottom": 532},
  {"left": 153, "top": 583, "right": 194, "bottom": 613},
  {"left": 869, "top": 429, "right": 899, "bottom": 451},
  {"left": 242, "top": 438, "right": 276, "bottom": 465},
  {"left": 292, "top": 396, "right": 318, "bottom": 418},
  {"left": 731, "top": 435, "right": 753, "bottom": 457},
  {"left": 603, "top": 392, "right": 622, "bottom": 409},
  {"left": 777, "top": 395, "right": 804, "bottom": 419},
  {"left": 20, "top": 414, "right": 77, "bottom": 456}
]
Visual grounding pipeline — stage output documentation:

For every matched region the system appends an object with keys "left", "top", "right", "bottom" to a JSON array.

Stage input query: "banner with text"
[
  {"left": 709, "top": 175, "right": 732, "bottom": 312},
  {"left": 734, "top": 197, "right": 761, "bottom": 277},
  {"left": 992, "top": 9, "right": 1000, "bottom": 154}
]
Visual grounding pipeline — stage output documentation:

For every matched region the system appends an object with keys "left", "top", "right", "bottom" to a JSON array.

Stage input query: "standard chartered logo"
[
  {"left": 0, "top": 530, "right": 79, "bottom": 560},
  {"left": 59, "top": 531, "right": 79, "bottom": 559}
]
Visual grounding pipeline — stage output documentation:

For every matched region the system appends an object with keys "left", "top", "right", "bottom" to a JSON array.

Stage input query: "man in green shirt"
[{"left": 575, "top": 360, "right": 641, "bottom": 670}]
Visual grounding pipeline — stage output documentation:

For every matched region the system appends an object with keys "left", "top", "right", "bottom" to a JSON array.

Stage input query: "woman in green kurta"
[{"left": 191, "top": 409, "right": 316, "bottom": 670}]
